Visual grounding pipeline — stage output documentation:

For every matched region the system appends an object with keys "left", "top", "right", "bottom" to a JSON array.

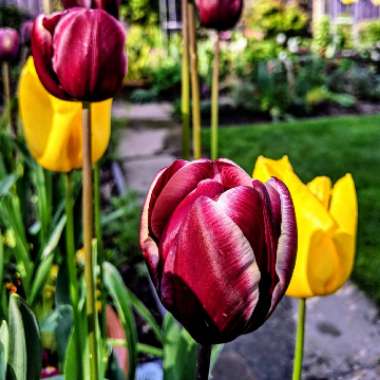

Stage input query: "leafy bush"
[
  {"left": 359, "top": 20, "right": 380, "bottom": 47},
  {"left": 245, "top": 0, "right": 309, "bottom": 38}
]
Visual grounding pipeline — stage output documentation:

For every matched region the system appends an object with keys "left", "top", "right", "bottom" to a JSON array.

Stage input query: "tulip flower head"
[
  {"left": 19, "top": 57, "right": 112, "bottom": 172},
  {"left": 253, "top": 156, "right": 358, "bottom": 298},
  {"left": 140, "top": 159, "right": 297, "bottom": 344},
  {"left": 0, "top": 28, "right": 19, "bottom": 62},
  {"left": 61, "top": 0, "right": 120, "bottom": 19},
  {"left": 31, "top": 8, "right": 127, "bottom": 102},
  {"left": 195, "top": 0, "right": 244, "bottom": 31},
  {"left": 20, "top": 21, "right": 33, "bottom": 47}
]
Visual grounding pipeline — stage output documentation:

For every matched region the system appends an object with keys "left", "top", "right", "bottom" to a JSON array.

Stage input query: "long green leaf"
[
  {"left": 0, "top": 320, "right": 9, "bottom": 380},
  {"left": 103, "top": 262, "right": 138, "bottom": 380},
  {"left": 127, "top": 289, "right": 163, "bottom": 344},
  {"left": 0, "top": 175, "right": 16, "bottom": 197},
  {"left": 8, "top": 295, "right": 27, "bottom": 380}
]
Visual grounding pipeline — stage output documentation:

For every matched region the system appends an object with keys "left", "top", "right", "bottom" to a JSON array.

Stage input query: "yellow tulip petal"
[
  {"left": 19, "top": 57, "right": 112, "bottom": 172},
  {"left": 307, "top": 176, "right": 332, "bottom": 209},
  {"left": 253, "top": 155, "right": 293, "bottom": 183},
  {"left": 330, "top": 174, "right": 358, "bottom": 236}
]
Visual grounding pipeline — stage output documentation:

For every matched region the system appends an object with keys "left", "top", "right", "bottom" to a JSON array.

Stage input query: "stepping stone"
[
  {"left": 117, "top": 128, "right": 169, "bottom": 159},
  {"left": 123, "top": 154, "right": 175, "bottom": 198}
]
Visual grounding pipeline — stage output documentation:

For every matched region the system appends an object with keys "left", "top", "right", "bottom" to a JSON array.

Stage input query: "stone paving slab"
[
  {"left": 112, "top": 101, "right": 173, "bottom": 122},
  {"left": 123, "top": 154, "right": 175, "bottom": 198},
  {"left": 117, "top": 128, "right": 169, "bottom": 159}
]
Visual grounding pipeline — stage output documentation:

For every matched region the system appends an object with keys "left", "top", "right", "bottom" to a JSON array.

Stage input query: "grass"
[{"left": 203, "top": 114, "right": 380, "bottom": 304}]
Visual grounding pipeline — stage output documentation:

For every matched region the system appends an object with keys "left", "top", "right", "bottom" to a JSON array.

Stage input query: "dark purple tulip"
[
  {"left": 20, "top": 21, "right": 33, "bottom": 46},
  {"left": 140, "top": 159, "right": 297, "bottom": 344},
  {"left": 0, "top": 28, "right": 19, "bottom": 62},
  {"left": 195, "top": 0, "right": 243, "bottom": 31},
  {"left": 31, "top": 8, "right": 127, "bottom": 102},
  {"left": 61, "top": 0, "right": 120, "bottom": 19}
]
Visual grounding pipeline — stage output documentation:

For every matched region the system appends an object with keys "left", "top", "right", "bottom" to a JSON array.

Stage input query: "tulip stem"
[
  {"left": 2, "top": 62, "right": 15, "bottom": 136},
  {"left": 94, "top": 163, "right": 106, "bottom": 338},
  {"left": 82, "top": 102, "right": 100, "bottom": 380},
  {"left": 196, "top": 344, "right": 212, "bottom": 380},
  {"left": 292, "top": 298, "right": 306, "bottom": 380},
  {"left": 188, "top": 1, "right": 202, "bottom": 159},
  {"left": 211, "top": 33, "right": 220, "bottom": 160},
  {"left": 181, "top": 0, "right": 191, "bottom": 160},
  {"left": 64, "top": 172, "right": 83, "bottom": 377}
]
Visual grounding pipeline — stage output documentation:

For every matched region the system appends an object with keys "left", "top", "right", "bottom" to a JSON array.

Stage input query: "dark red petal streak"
[{"left": 161, "top": 196, "right": 260, "bottom": 337}]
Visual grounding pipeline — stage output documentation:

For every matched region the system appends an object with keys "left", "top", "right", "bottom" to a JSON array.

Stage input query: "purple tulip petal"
[
  {"left": 160, "top": 179, "right": 225, "bottom": 263},
  {"left": 266, "top": 178, "right": 297, "bottom": 314},
  {"left": 52, "top": 9, "right": 126, "bottom": 101},
  {"left": 214, "top": 159, "right": 252, "bottom": 188},
  {"left": 195, "top": 0, "right": 243, "bottom": 31},
  {"left": 32, "top": 13, "right": 71, "bottom": 100},
  {"left": 151, "top": 160, "right": 212, "bottom": 238},
  {"left": 161, "top": 196, "right": 260, "bottom": 342},
  {"left": 216, "top": 185, "right": 264, "bottom": 265}
]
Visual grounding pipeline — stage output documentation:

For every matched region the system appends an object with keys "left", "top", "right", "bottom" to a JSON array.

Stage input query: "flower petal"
[
  {"left": 150, "top": 160, "right": 212, "bottom": 238},
  {"left": 214, "top": 158, "right": 252, "bottom": 188},
  {"left": 307, "top": 176, "right": 332, "bottom": 209},
  {"left": 161, "top": 196, "right": 260, "bottom": 343},
  {"left": 266, "top": 177, "right": 297, "bottom": 313},
  {"left": 31, "top": 13, "right": 70, "bottom": 100}
]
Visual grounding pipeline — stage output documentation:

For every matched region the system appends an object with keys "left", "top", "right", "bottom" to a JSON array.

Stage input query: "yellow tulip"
[
  {"left": 19, "top": 57, "right": 112, "bottom": 172},
  {"left": 253, "top": 155, "right": 358, "bottom": 298}
]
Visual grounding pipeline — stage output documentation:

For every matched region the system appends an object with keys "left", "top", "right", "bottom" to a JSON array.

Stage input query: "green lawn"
[{"left": 203, "top": 114, "right": 380, "bottom": 304}]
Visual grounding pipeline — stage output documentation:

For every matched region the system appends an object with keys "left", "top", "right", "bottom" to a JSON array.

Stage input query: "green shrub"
[{"left": 359, "top": 20, "right": 380, "bottom": 47}]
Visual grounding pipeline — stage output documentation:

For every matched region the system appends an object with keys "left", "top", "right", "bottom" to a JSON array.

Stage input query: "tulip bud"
[
  {"left": 31, "top": 8, "right": 127, "bottom": 102},
  {"left": 140, "top": 159, "right": 297, "bottom": 344},
  {"left": 195, "top": 0, "right": 243, "bottom": 31},
  {"left": 61, "top": 0, "right": 120, "bottom": 19},
  {"left": 0, "top": 28, "right": 19, "bottom": 62},
  {"left": 20, "top": 21, "right": 33, "bottom": 47}
]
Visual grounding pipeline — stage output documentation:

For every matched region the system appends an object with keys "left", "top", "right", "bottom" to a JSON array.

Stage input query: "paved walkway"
[{"left": 113, "top": 101, "right": 380, "bottom": 380}]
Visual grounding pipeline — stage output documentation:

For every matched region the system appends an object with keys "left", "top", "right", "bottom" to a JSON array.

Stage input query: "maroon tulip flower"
[
  {"left": 195, "top": 0, "right": 243, "bottom": 31},
  {"left": 20, "top": 21, "right": 33, "bottom": 46},
  {"left": 31, "top": 8, "right": 127, "bottom": 102},
  {"left": 140, "top": 159, "right": 297, "bottom": 344},
  {"left": 61, "top": 0, "right": 120, "bottom": 19},
  {"left": 0, "top": 28, "right": 19, "bottom": 62}
]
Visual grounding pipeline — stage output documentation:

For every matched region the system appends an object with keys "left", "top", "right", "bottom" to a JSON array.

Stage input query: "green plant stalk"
[
  {"left": 292, "top": 298, "right": 306, "bottom": 380},
  {"left": 188, "top": 1, "right": 202, "bottom": 159},
  {"left": 64, "top": 172, "right": 83, "bottom": 378},
  {"left": 211, "top": 33, "right": 220, "bottom": 160},
  {"left": 2, "top": 62, "right": 15, "bottom": 136},
  {"left": 94, "top": 163, "right": 106, "bottom": 338},
  {"left": 82, "top": 102, "right": 100, "bottom": 380},
  {"left": 181, "top": 0, "right": 191, "bottom": 160},
  {"left": 196, "top": 344, "right": 212, "bottom": 380}
]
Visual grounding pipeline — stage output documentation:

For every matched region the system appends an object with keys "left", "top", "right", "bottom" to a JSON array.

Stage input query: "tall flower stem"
[
  {"left": 210, "top": 33, "right": 220, "bottom": 160},
  {"left": 181, "top": 0, "right": 191, "bottom": 160},
  {"left": 64, "top": 172, "right": 83, "bottom": 378},
  {"left": 196, "top": 344, "right": 212, "bottom": 380},
  {"left": 187, "top": 1, "right": 202, "bottom": 159},
  {"left": 2, "top": 62, "right": 15, "bottom": 136},
  {"left": 82, "top": 102, "right": 99, "bottom": 380},
  {"left": 292, "top": 298, "right": 306, "bottom": 380},
  {"left": 94, "top": 163, "right": 106, "bottom": 337}
]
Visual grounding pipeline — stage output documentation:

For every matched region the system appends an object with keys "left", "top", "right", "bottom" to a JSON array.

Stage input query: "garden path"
[{"left": 112, "top": 101, "right": 380, "bottom": 380}]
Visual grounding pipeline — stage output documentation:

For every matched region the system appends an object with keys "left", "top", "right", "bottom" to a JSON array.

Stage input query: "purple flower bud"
[
  {"left": 195, "top": 0, "right": 244, "bottom": 31},
  {"left": 21, "top": 21, "right": 33, "bottom": 46},
  {"left": 31, "top": 8, "right": 127, "bottom": 102},
  {"left": 0, "top": 28, "right": 19, "bottom": 62}
]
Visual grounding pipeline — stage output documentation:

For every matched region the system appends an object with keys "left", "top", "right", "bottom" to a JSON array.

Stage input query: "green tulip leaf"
[
  {"left": 103, "top": 262, "right": 138, "bottom": 380},
  {"left": 0, "top": 320, "right": 9, "bottom": 380}
]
